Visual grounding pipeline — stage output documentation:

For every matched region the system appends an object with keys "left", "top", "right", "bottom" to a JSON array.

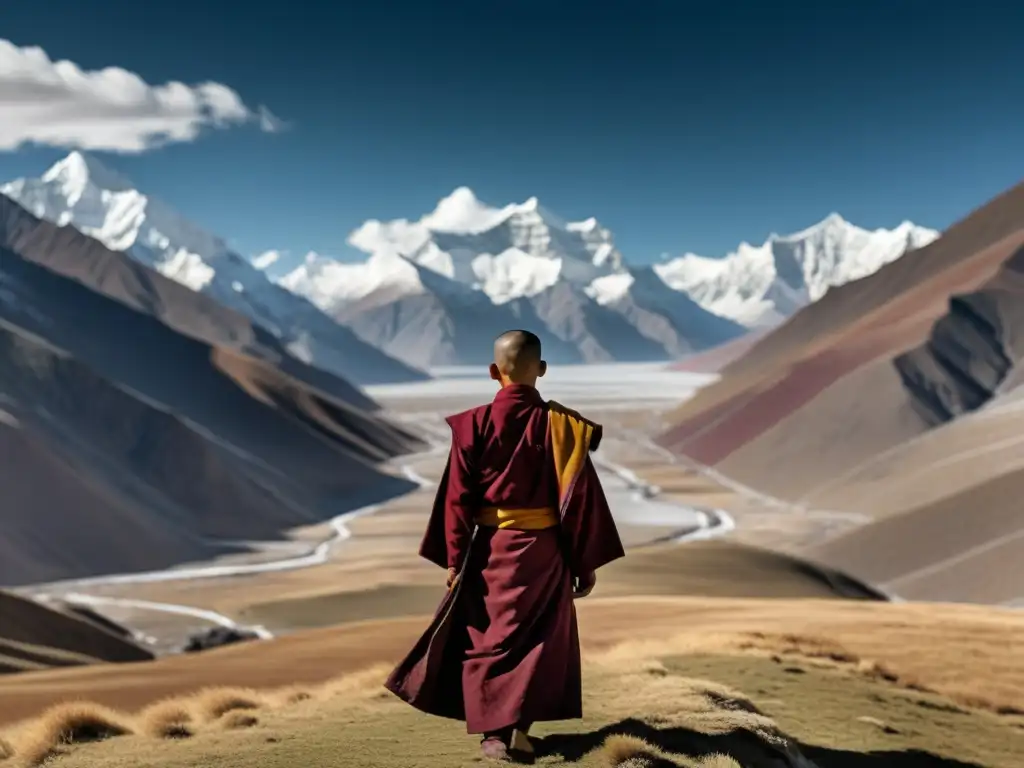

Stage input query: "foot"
[{"left": 481, "top": 736, "right": 511, "bottom": 762}]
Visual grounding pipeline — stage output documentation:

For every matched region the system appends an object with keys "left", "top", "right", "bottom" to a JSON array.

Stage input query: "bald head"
[{"left": 490, "top": 329, "right": 546, "bottom": 386}]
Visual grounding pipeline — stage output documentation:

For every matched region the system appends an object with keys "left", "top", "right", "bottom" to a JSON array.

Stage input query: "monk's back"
[
  {"left": 388, "top": 367, "right": 625, "bottom": 748},
  {"left": 470, "top": 386, "right": 558, "bottom": 511}
]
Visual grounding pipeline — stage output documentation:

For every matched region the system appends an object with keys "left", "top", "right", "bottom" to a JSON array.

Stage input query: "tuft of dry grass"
[
  {"left": 8, "top": 702, "right": 134, "bottom": 766},
  {"left": 218, "top": 711, "right": 259, "bottom": 730},
  {"left": 137, "top": 698, "right": 194, "bottom": 739},
  {"left": 189, "top": 687, "right": 267, "bottom": 721},
  {"left": 601, "top": 734, "right": 674, "bottom": 767},
  {"left": 0, "top": 667, "right": 389, "bottom": 766},
  {"left": 270, "top": 686, "right": 314, "bottom": 706},
  {"left": 601, "top": 736, "right": 745, "bottom": 767},
  {"left": 696, "top": 756, "right": 743, "bottom": 768},
  {"left": 319, "top": 663, "right": 392, "bottom": 700}
]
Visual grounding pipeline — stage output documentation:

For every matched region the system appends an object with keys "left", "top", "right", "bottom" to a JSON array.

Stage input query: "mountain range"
[
  {"left": 275, "top": 187, "right": 938, "bottom": 367},
  {"left": 1, "top": 153, "right": 425, "bottom": 386},
  {"left": 4, "top": 154, "right": 939, "bottom": 372}
]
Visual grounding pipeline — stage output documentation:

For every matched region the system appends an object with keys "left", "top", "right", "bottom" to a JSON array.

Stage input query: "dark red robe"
[{"left": 384, "top": 383, "right": 625, "bottom": 734}]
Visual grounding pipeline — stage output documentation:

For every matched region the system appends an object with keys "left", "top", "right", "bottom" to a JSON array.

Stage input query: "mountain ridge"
[
  {"left": 271, "top": 188, "right": 937, "bottom": 366},
  {"left": 3, "top": 153, "right": 938, "bottom": 371},
  {"left": 1, "top": 153, "right": 427, "bottom": 385}
]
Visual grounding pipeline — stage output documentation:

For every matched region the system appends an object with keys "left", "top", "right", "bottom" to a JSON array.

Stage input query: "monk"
[{"left": 385, "top": 329, "right": 625, "bottom": 763}]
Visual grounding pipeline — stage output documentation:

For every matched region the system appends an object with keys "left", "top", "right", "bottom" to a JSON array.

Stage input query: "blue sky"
[{"left": 1, "top": 0, "right": 1022, "bottom": 266}]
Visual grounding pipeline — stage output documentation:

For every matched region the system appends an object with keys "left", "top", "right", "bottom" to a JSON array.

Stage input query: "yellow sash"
[{"left": 476, "top": 506, "right": 559, "bottom": 530}]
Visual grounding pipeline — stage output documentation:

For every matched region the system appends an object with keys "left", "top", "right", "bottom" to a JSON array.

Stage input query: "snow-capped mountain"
[
  {"left": 347, "top": 187, "right": 623, "bottom": 301},
  {"left": 280, "top": 250, "right": 585, "bottom": 367},
  {"left": 275, "top": 188, "right": 749, "bottom": 366},
  {"left": 2, "top": 152, "right": 425, "bottom": 384},
  {"left": 654, "top": 213, "right": 940, "bottom": 327}
]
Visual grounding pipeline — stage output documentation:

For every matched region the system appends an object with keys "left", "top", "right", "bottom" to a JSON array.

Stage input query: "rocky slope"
[{"left": 0, "top": 195, "right": 422, "bottom": 586}]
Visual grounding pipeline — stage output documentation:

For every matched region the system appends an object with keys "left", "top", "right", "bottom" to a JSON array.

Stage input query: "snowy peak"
[
  {"left": 41, "top": 151, "right": 136, "bottom": 196},
  {"left": 424, "top": 186, "right": 511, "bottom": 233},
  {"left": 3, "top": 151, "right": 231, "bottom": 290},
  {"left": 279, "top": 248, "right": 479, "bottom": 315},
  {"left": 280, "top": 250, "right": 425, "bottom": 312},
  {"left": 346, "top": 187, "right": 624, "bottom": 302},
  {"left": 655, "top": 213, "right": 939, "bottom": 327}
]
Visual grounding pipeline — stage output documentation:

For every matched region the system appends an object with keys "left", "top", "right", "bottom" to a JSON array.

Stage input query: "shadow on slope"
[
  {"left": 894, "top": 243, "right": 1024, "bottom": 425},
  {"left": 0, "top": 320, "right": 413, "bottom": 585},
  {"left": 539, "top": 719, "right": 985, "bottom": 767}
]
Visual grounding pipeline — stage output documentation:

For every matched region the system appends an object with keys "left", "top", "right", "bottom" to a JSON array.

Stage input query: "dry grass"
[
  {"left": 601, "top": 734, "right": 674, "bottom": 766},
  {"left": 733, "top": 630, "right": 1024, "bottom": 716},
  {"left": 0, "top": 644, "right": 1019, "bottom": 768},
  {"left": 188, "top": 687, "right": 266, "bottom": 722},
  {"left": 0, "top": 652, "right": 814, "bottom": 768},
  {"left": 218, "top": 711, "right": 259, "bottom": 730},
  {"left": 0, "top": 597, "right": 1022, "bottom": 766},
  {"left": 4, "top": 702, "right": 134, "bottom": 766},
  {"left": 696, "top": 757, "right": 742, "bottom": 768},
  {"left": 136, "top": 699, "right": 194, "bottom": 739},
  {"left": 269, "top": 686, "right": 313, "bottom": 707},
  {"left": 0, "top": 683, "right": 291, "bottom": 766},
  {"left": 598, "top": 738, "right": 746, "bottom": 767}
]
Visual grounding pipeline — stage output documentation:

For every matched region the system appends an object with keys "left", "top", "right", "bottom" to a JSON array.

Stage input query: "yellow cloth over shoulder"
[{"left": 546, "top": 400, "right": 601, "bottom": 510}]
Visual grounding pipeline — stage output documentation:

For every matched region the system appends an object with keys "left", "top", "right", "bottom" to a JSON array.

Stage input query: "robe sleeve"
[
  {"left": 418, "top": 416, "right": 478, "bottom": 570},
  {"left": 559, "top": 454, "right": 625, "bottom": 577},
  {"left": 441, "top": 427, "right": 476, "bottom": 569}
]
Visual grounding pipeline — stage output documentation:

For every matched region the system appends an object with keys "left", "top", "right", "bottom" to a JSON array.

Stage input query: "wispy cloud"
[
  {"left": 257, "top": 105, "right": 290, "bottom": 134},
  {"left": 0, "top": 39, "right": 287, "bottom": 153}
]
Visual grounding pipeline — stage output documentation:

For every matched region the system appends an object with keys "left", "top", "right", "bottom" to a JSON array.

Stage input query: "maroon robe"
[{"left": 384, "top": 383, "right": 625, "bottom": 734}]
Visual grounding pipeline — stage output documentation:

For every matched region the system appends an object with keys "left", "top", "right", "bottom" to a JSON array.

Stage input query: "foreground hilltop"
[
  {"left": 0, "top": 596, "right": 1020, "bottom": 767},
  {"left": 0, "top": 194, "right": 423, "bottom": 586},
  {"left": 657, "top": 177, "right": 1024, "bottom": 605}
]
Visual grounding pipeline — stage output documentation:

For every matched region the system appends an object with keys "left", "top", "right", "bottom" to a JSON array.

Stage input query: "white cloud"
[
  {"left": 0, "top": 39, "right": 285, "bottom": 153},
  {"left": 252, "top": 249, "right": 284, "bottom": 270}
]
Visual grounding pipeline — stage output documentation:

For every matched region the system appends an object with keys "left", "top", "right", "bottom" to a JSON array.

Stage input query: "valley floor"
[
  {"left": 22, "top": 364, "right": 897, "bottom": 651},
  {"left": 20, "top": 364, "right": 873, "bottom": 651}
]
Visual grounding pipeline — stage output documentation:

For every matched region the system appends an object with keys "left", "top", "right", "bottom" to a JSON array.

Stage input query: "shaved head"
[{"left": 491, "top": 329, "right": 545, "bottom": 385}]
